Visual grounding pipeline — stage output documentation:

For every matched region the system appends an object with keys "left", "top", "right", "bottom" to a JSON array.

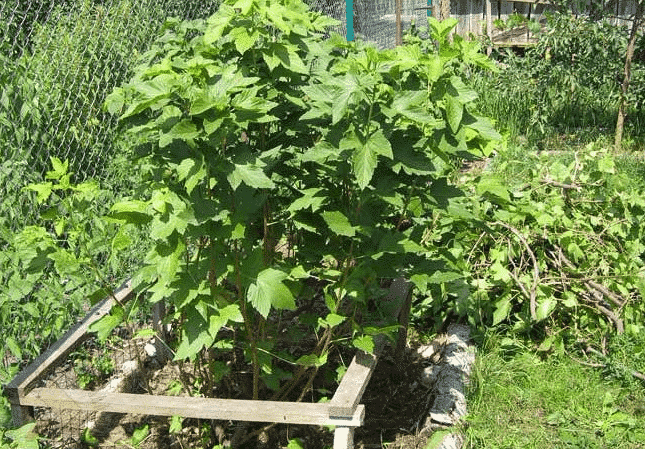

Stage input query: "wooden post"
[
  {"left": 396, "top": 0, "right": 403, "bottom": 46},
  {"left": 10, "top": 404, "right": 33, "bottom": 428},
  {"left": 334, "top": 426, "right": 355, "bottom": 449},
  {"left": 486, "top": 0, "right": 493, "bottom": 54},
  {"left": 151, "top": 301, "right": 171, "bottom": 361},
  {"left": 395, "top": 282, "right": 412, "bottom": 365},
  {"left": 6, "top": 277, "right": 413, "bottom": 449}
]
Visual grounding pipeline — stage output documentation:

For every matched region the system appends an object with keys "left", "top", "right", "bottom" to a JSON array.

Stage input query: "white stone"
[
  {"left": 144, "top": 342, "right": 157, "bottom": 357},
  {"left": 421, "top": 365, "right": 438, "bottom": 388},
  {"left": 121, "top": 360, "right": 138, "bottom": 374}
]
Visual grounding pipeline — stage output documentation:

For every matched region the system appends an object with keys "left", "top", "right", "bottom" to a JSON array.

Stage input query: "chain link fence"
[{"left": 0, "top": 0, "right": 434, "bottom": 234}]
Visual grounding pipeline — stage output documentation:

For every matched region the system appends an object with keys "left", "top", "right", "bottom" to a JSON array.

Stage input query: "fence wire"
[{"left": 0, "top": 0, "right": 433, "bottom": 234}]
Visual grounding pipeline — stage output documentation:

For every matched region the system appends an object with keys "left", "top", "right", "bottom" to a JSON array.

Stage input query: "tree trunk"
[{"left": 615, "top": 1, "right": 644, "bottom": 151}]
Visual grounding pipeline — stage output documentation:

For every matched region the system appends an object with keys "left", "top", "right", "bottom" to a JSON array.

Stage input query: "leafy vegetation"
[
  {"left": 102, "top": 0, "right": 497, "bottom": 408},
  {"left": 1, "top": 0, "right": 644, "bottom": 447},
  {"left": 475, "top": 12, "right": 645, "bottom": 144}
]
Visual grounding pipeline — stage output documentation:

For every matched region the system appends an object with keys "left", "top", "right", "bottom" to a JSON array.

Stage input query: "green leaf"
[
  {"left": 445, "top": 94, "right": 463, "bottom": 133},
  {"left": 227, "top": 162, "right": 275, "bottom": 190},
  {"left": 288, "top": 188, "right": 326, "bottom": 214},
  {"left": 110, "top": 200, "right": 151, "bottom": 225},
  {"left": 204, "top": 5, "right": 235, "bottom": 44},
  {"left": 176, "top": 157, "right": 207, "bottom": 195},
  {"left": 169, "top": 415, "right": 183, "bottom": 434},
  {"left": 321, "top": 211, "right": 356, "bottom": 237},
  {"left": 476, "top": 177, "right": 510, "bottom": 203},
  {"left": 46, "top": 157, "right": 69, "bottom": 180},
  {"left": 231, "top": 26, "right": 259, "bottom": 55},
  {"left": 4, "top": 422, "right": 38, "bottom": 449},
  {"left": 295, "top": 352, "right": 328, "bottom": 367},
  {"left": 247, "top": 268, "right": 296, "bottom": 318},
  {"left": 424, "top": 430, "right": 452, "bottom": 449},
  {"left": 492, "top": 298, "right": 511, "bottom": 326},
  {"left": 598, "top": 154, "right": 615, "bottom": 174},
  {"left": 350, "top": 129, "right": 393, "bottom": 189},
  {"left": 447, "top": 76, "right": 479, "bottom": 103},
  {"left": 536, "top": 297, "right": 556, "bottom": 321},
  {"left": 133, "top": 328, "right": 156, "bottom": 339},
  {"left": 82, "top": 427, "right": 99, "bottom": 447},
  {"left": 174, "top": 306, "right": 214, "bottom": 361},
  {"left": 319, "top": 313, "right": 346, "bottom": 328},
  {"left": 131, "top": 424, "right": 150, "bottom": 446},
  {"left": 6, "top": 336, "right": 22, "bottom": 360},
  {"left": 23, "top": 182, "right": 53, "bottom": 203},
  {"left": 353, "top": 335, "right": 375, "bottom": 354},
  {"left": 287, "top": 438, "right": 306, "bottom": 449},
  {"left": 89, "top": 305, "right": 124, "bottom": 342}
]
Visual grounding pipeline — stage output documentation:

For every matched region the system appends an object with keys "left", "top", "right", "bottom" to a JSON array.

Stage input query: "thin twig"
[{"left": 493, "top": 221, "right": 539, "bottom": 320}]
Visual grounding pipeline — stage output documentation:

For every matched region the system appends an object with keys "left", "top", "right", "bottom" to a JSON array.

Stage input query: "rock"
[
  {"left": 420, "top": 365, "right": 438, "bottom": 388},
  {"left": 144, "top": 342, "right": 157, "bottom": 357}
]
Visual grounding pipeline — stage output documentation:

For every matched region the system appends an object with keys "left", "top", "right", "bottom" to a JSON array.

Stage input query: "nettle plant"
[{"left": 105, "top": 0, "right": 499, "bottom": 400}]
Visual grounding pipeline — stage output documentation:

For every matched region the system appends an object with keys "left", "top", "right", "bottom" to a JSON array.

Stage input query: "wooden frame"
[{"left": 5, "top": 278, "right": 412, "bottom": 449}]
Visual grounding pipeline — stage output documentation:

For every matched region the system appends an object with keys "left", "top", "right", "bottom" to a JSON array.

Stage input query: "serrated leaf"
[
  {"left": 231, "top": 26, "right": 259, "bottom": 55},
  {"left": 319, "top": 313, "right": 346, "bottom": 328},
  {"left": 23, "top": 182, "right": 53, "bottom": 203},
  {"left": 288, "top": 188, "right": 326, "bottom": 214},
  {"left": 174, "top": 307, "right": 214, "bottom": 361},
  {"left": 247, "top": 268, "right": 296, "bottom": 318},
  {"left": 176, "top": 157, "right": 207, "bottom": 195},
  {"left": 351, "top": 129, "right": 393, "bottom": 189},
  {"left": 353, "top": 335, "right": 375, "bottom": 354},
  {"left": 89, "top": 305, "right": 124, "bottom": 342},
  {"left": 598, "top": 154, "right": 615, "bottom": 174},
  {"left": 227, "top": 163, "right": 275, "bottom": 190},
  {"left": 321, "top": 211, "right": 356, "bottom": 237}
]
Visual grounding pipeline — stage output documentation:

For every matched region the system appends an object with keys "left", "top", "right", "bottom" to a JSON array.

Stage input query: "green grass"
[{"left": 462, "top": 334, "right": 645, "bottom": 449}]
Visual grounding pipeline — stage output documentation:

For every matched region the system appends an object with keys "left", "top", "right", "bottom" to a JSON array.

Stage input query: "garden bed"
[
  {"left": 5, "top": 278, "right": 475, "bottom": 449},
  {"left": 7, "top": 279, "right": 440, "bottom": 448}
]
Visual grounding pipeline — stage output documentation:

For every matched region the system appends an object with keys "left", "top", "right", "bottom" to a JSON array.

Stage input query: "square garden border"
[{"left": 5, "top": 278, "right": 412, "bottom": 449}]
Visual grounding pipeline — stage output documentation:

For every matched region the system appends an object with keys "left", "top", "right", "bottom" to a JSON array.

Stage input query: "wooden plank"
[
  {"left": 329, "top": 277, "right": 411, "bottom": 417},
  {"left": 469, "top": 0, "right": 484, "bottom": 36},
  {"left": 5, "top": 279, "right": 133, "bottom": 402},
  {"left": 10, "top": 404, "right": 33, "bottom": 428},
  {"left": 21, "top": 388, "right": 364, "bottom": 427},
  {"left": 334, "top": 426, "right": 355, "bottom": 449},
  {"left": 329, "top": 351, "right": 377, "bottom": 417}
]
